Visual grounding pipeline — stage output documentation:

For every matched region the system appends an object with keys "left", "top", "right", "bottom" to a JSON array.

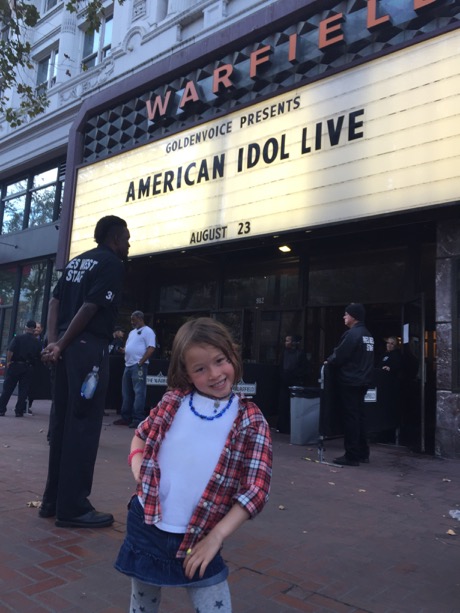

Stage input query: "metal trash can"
[{"left": 289, "top": 386, "right": 321, "bottom": 445}]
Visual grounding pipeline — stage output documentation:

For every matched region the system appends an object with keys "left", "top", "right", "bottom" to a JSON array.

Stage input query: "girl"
[{"left": 115, "top": 317, "right": 272, "bottom": 612}]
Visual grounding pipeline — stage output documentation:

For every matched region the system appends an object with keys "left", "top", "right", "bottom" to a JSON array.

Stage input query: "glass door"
[
  {"left": 0, "top": 306, "right": 13, "bottom": 381},
  {"left": 401, "top": 295, "right": 430, "bottom": 452},
  {"left": 0, "top": 306, "right": 13, "bottom": 354}
]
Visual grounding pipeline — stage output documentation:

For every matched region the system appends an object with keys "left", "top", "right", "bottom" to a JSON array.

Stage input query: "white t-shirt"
[
  {"left": 124, "top": 326, "right": 156, "bottom": 367},
  {"left": 155, "top": 392, "right": 238, "bottom": 533}
]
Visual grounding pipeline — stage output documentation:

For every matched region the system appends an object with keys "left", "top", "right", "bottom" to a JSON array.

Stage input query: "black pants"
[
  {"left": 42, "top": 332, "right": 110, "bottom": 519},
  {"left": 338, "top": 384, "right": 369, "bottom": 462},
  {"left": 0, "top": 363, "right": 33, "bottom": 415}
]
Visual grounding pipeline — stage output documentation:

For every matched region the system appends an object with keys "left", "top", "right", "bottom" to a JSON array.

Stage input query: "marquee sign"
[
  {"left": 69, "top": 30, "right": 459, "bottom": 260},
  {"left": 144, "top": 0, "right": 442, "bottom": 123}
]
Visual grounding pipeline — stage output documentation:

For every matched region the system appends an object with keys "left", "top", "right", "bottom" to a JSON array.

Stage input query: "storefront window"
[
  {"left": 222, "top": 269, "right": 299, "bottom": 309},
  {"left": 0, "top": 266, "right": 16, "bottom": 308},
  {"left": 159, "top": 280, "right": 217, "bottom": 311},
  {"left": 0, "top": 307, "right": 13, "bottom": 355},
  {"left": 308, "top": 250, "right": 407, "bottom": 306},
  {"left": 0, "top": 267, "right": 18, "bottom": 354},
  {"left": 16, "top": 261, "right": 49, "bottom": 329}
]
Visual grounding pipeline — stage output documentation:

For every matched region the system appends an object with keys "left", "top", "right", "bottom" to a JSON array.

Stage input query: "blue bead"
[{"left": 189, "top": 391, "right": 235, "bottom": 421}]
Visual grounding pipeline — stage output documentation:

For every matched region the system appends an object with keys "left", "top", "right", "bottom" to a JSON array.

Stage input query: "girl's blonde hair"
[{"left": 167, "top": 317, "right": 243, "bottom": 390}]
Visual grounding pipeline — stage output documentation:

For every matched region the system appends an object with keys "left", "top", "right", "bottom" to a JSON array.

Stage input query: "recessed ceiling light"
[{"left": 279, "top": 245, "right": 291, "bottom": 253}]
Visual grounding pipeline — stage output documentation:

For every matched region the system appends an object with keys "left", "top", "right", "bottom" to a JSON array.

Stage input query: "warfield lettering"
[{"left": 145, "top": 0, "right": 441, "bottom": 121}]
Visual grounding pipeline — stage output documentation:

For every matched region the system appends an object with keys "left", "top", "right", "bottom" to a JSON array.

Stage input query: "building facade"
[{"left": 1, "top": 0, "right": 460, "bottom": 457}]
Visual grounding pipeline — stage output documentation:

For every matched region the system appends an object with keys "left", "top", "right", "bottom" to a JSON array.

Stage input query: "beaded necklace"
[{"left": 189, "top": 391, "right": 235, "bottom": 421}]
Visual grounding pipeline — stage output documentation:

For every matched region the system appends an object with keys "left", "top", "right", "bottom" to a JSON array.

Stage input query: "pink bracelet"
[{"left": 128, "top": 448, "right": 143, "bottom": 466}]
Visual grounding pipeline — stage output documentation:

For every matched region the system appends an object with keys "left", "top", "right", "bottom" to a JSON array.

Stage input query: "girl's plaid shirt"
[{"left": 134, "top": 388, "right": 273, "bottom": 558}]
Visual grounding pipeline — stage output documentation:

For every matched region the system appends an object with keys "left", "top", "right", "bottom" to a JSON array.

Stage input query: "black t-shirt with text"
[{"left": 53, "top": 244, "right": 124, "bottom": 340}]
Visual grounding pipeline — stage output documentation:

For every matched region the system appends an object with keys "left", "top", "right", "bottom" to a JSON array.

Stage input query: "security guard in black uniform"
[{"left": 0, "top": 320, "right": 41, "bottom": 416}]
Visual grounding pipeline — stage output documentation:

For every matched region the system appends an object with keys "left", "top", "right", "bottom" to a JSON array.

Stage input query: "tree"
[{"left": 0, "top": 0, "right": 115, "bottom": 127}]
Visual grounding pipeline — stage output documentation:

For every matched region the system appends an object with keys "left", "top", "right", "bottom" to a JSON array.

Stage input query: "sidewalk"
[{"left": 0, "top": 398, "right": 459, "bottom": 613}]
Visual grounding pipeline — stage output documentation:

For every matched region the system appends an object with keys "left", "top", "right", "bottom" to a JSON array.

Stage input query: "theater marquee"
[{"left": 70, "top": 30, "right": 459, "bottom": 260}]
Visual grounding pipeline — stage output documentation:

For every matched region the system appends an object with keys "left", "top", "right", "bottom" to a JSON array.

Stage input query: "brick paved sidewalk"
[{"left": 0, "top": 399, "right": 459, "bottom": 613}]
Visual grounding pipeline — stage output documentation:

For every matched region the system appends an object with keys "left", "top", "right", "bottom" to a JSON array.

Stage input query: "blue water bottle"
[{"left": 81, "top": 366, "right": 99, "bottom": 399}]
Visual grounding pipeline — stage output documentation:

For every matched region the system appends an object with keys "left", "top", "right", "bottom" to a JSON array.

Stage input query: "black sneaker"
[{"left": 333, "top": 455, "right": 360, "bottom": 467}]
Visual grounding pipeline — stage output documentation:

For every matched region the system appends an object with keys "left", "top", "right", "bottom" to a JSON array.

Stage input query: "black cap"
[
  {"left": 26, "top": 320, "right": 37, "bottom": 329},
  {"left": 345, "top": 303, "right": 365, "bottom": 322}
]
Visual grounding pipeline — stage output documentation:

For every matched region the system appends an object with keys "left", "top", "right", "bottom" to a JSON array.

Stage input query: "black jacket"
[{"left": 327, "top": 322, "right": 374, "bottom": 386}]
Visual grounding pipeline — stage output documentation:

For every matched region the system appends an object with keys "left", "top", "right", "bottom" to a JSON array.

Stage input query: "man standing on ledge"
[
  {"left": 39, "top": 216, "right": 130, "bottom": 528},
  {"left": 114, "top": 311, "right": 156, "bottom": 428},
  {"left": 325, "top": 303, "right": 374, "bottom": 467}
]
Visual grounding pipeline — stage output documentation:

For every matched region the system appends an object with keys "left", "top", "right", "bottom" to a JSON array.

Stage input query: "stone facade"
[{"left": 436, "top": 220, "right": 460, "bottom": 458}]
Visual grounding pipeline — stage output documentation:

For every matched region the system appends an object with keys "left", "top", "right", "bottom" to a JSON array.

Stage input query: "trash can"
[{"left": 289, "top": 386, "right": 321, "bottom": 445}]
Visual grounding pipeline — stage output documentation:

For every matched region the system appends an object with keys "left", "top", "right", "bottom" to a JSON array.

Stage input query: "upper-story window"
[
  {"left": 0, "top": 163, "right": 65, "bottom": 235},
  {"left": 45, "top": 0, "right": 60, "bottom": 11},
  {"left": 36, "top": 47, "right": 59, "bottom": 93},
  {"left": 82, "top": 13, "right": 113, "bottom": 69}
]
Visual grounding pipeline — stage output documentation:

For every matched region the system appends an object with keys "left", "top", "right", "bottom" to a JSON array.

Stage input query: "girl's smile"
[{"left": 184, "top": 343, "right": 235, "bottom": 398}]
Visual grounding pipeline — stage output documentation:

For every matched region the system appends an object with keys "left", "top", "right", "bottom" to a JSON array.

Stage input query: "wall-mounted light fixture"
[{"left": 278, "top": 245, "right": 291, "bottom": 253}]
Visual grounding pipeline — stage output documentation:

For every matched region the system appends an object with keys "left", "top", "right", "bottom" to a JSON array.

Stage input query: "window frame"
[
  {"left": 81, "top": 11, "right": 113, "bottom": 70},
  {"left": 0, "top": 161, "right": 65, "bottom": 235},
  {"left": 36, "top": 46, "right": 59, "bottom": 93}
]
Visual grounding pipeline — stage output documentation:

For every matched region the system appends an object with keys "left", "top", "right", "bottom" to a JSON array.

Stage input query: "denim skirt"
[{"left": 114, "top": 495, "right": 228, "bottom": 587}]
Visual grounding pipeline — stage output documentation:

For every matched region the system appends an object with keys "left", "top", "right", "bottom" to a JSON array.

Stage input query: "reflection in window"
[
  {"left": 0, "top": 266, "right": 16, "bottom": 354},
  {"left": 2, "top": 195, "right": 26, "bottom": 233},
  {"left": 34, "top": 168, "right": 58, "bottom": 187},
  {"left": 6, "top": 179, "right": 27, "bottom": 197},
  {"left": 0, "top": 163, "right": 64, "bottom": 234},
  {"left": 308, "top": 251, "right": 406, "bottom": 305},
  {"left": 223, "top": 268, "right": 299, "bottom": 309},
  {"left": 30, "top": 168, "right": 59, "bottom": 227},
  {"left": 29, "top": 186, "right": 56, "bottom": 227},
  {"left": 82, "top": 14, "right": 113, "bottom": 69},
  {"left": 0, "top": 266, "right": 16, "bottom": 307},
  {"left": 159, "top": 280, "right": 217, "bottom": 311},
  {"left": 0, "top": 307, "right": 13, "bottom": 355},
  {"left": 16, "top": 261, "right": 48, "bottom": 329}
]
